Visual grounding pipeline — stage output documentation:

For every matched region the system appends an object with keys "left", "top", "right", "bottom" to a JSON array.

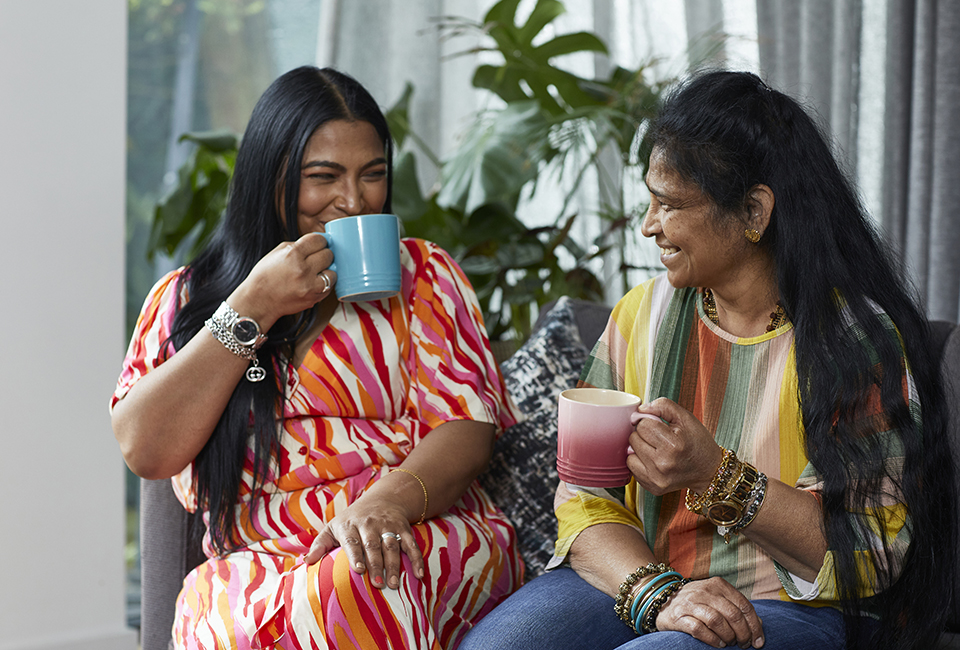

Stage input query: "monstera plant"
[{"left": 149, "top": 0, "right": 669, "bottom": 343}]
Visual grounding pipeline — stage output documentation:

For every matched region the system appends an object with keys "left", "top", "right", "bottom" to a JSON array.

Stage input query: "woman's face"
[
  {"left": 640, "top": 147, "right": 747, "bottom": 290},
  {"left": 293, "top": 119, "right": 388, "bottom": 237}
]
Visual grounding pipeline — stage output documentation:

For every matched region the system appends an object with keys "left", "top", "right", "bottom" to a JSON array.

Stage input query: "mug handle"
[{"left": 319, "top": 232, "right": 337, "bottom": 274}]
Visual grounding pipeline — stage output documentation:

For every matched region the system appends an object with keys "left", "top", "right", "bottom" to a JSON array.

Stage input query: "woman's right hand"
[
  {"left": 228, "top": 232, "right": 337, "bottom": 331},
  {"left": 655, "top": 577, "right": 765, "bottom": 648},
  {"left": 627, "top": 397, "right": 724, "bottom": 496}
]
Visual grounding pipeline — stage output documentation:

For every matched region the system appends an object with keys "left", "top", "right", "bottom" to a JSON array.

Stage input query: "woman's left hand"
[
  {"left": 626, "top": 397, "right": 724, "bottom": 496},
  {"left": 656, "top": 577, "right": 765, "bottom": 648},
  {"left": 304, "top": 493, "right": 425, "bottom": 589}
]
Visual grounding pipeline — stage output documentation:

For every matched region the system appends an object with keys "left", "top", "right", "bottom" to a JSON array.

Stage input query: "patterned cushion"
[{"left": 480, "top": 297, "right": 590, "bottom": 579}]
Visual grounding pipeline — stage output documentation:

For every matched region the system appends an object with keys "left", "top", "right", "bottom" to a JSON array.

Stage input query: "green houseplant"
[{"left": 148, "top": 0, "right": 669, "bottom": 343}]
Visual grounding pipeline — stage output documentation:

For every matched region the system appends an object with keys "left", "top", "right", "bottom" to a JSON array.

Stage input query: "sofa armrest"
[{"left": 139, "top": 478, "right": 205, "bottom": 650}]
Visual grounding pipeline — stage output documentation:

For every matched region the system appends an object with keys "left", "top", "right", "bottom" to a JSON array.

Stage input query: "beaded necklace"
[{"left": 702, "top": 288, "right": 787, "bottom": 333}]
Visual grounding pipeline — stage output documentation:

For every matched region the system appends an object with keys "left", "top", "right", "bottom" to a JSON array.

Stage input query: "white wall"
[{"left": 0, "top": 1, "right": 136, "bottom": 649}]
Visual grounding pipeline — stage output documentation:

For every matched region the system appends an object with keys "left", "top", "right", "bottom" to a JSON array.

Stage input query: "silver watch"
[
  {"left": 212, "top": 301, "right": 267, "bottom": 350},
  {"left": 205, "top": 302, "right": 269, "bottom": 381}
]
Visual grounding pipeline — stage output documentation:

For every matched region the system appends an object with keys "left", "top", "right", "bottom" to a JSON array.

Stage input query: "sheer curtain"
[{"left": 318, "top": 0, "right": 960, "bottom": 320}]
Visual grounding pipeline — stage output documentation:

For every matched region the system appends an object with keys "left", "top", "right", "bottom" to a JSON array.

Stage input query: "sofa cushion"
[{"left": 481, "top": 297, "right": 591, "bottom": 579}]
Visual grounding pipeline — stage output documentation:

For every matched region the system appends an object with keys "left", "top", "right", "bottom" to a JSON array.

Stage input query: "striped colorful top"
[
  {"left": 548, "top": 274, "right": 914, "bottom": 607},
  {"left": 113, "top": 238, "right": 522, "bottom": 650}
]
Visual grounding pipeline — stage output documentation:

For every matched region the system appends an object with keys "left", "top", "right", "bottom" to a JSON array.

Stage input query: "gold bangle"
[{"left": 390, "top": 468, "right": 428, "bottom": 525}]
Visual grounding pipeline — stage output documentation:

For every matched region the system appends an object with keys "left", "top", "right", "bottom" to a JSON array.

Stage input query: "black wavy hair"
[
  {"left": 648, "top": 70, "right": 956, "bottom": 649},
  {"left": 164, "top": 66, "right": 393, "bottom": 554}
]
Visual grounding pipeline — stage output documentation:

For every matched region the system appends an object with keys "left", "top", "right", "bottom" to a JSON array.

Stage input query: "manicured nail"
[{"left": 373, "top": 575, "right": 383, "bottom": 585}]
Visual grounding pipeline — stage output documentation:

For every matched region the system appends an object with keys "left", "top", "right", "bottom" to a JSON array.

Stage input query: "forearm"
[
  {"left": 361, "top": 419, "right": 496, "bottom": 523},
  {"left": 738, "top": 478, "right": 827, "bottom": 582},
  {"left": 112, "top": 326, "right": 248, "bottom": 479},
  {"left": 568, "top": 522, "right": 658, "bottom": 596}
]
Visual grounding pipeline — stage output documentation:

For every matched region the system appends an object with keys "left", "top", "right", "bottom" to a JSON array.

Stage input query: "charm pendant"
[{"left": 246, "top": 361, "right": 266, "bottom": 382}]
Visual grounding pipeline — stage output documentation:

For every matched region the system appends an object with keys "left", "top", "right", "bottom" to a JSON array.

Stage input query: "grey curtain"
[
  {"left": 881, "top": 0, "right": 960, "bottom": 322},
  {"left": 757, "top": 0, "right": 960, "bottom": 321}
]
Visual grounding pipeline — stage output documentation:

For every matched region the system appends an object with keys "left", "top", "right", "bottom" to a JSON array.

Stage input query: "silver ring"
[
  {"left": 319, "top": 271, "right": 331, "bottom": 293},
  {"left": 380, "top": 532, "right": 402, "bottom": 542}
]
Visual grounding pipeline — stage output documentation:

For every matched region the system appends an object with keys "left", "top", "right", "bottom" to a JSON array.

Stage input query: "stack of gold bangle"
[{"left": 685, "top": 449, "right": 767, "bottom": 543}]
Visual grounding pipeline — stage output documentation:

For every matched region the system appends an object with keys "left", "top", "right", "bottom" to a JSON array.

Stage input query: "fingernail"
[
  {"left": 355, "top": 562, "right": 365, "bottom": 572},
  {"left": 389, "top": 576, "right": 398, "bottom": 588},
  {"left": 755, "top": 637, "right": 764, "bottom": 648},
  {"left": 373, "top": 576, "right": 383, "bottom": 585}
]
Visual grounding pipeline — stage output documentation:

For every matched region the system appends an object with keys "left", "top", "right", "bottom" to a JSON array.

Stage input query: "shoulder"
[
  {"left": 399, "top": 238, "right": 472, "bottom": 290},
  {"left": 610, "top": 274, "right": 681, "bottom": 332},
  {"left": 141, "top": 266, "right": 190, "bottom": 313},
  {"left": 400, "top": 238, "right": 460, "bottom": 272}
]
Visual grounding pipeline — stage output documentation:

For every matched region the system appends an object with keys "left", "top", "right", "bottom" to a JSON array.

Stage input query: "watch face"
[
  {"left": 705, "top": 502, "right": 741, "bottom": 527},
  {"left": 233, "top": 318, "right": 261, "bottom": 346}
]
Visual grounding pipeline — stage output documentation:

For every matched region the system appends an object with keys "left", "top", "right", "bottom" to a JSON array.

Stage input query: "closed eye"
[{"left": 304, "top": 172, "right": 336, "bottom": 181}]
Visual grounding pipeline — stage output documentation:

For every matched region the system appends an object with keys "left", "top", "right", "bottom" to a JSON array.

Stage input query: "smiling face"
[
  {"left": 293, "top": 119, "right": 388, "bottom": 237},
  {"left": 640, "top": 147, "right": 749, "bottom": 291}
]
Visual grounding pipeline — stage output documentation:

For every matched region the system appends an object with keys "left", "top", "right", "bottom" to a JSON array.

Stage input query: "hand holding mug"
[
  {"left": 625, "top": 397, "right": 725, "bottom": 496},
  {"left": 228, "top": 232, "right": 336, "bottom": 330}
]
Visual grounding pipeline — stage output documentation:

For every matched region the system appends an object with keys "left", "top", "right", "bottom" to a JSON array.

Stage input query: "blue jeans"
[{"left": 460, "top": 568, "right": 849, "bottom": 650}]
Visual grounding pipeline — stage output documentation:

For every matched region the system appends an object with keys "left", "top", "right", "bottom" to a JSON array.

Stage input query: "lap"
[
  {"left": 460, "top": 568, "right": 849, "bottom": 650},
  {"left": 175, "top": 499, "right": 522, "bottom": 650}
]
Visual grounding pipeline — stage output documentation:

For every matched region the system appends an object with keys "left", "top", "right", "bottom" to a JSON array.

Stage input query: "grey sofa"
[{"left": 137, "top": 301, "right": 960, "bottom": 649}]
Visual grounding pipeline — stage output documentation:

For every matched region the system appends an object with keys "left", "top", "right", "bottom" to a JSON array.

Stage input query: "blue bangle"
[
  {"left": 629, "top": 571, "right": 682, "bottom": 623},
  {"left": 635, "top": 578, "right": 683, "bottom": 634}
]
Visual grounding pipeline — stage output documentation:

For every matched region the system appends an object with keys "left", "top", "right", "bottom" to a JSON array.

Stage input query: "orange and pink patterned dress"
[{"left": 112, "top": 239, "right": 522, "bottom": 650}]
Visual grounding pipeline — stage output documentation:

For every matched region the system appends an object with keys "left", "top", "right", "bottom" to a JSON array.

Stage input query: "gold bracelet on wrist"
[
  {"left": 390, "top": 468, "right": 428, "bottom": 525},
  {"left": 613, "top": 563, "right": 670, "bottom": 623},
  {"left": 684, "top": 449, "right": 738, "bottom": 515}
]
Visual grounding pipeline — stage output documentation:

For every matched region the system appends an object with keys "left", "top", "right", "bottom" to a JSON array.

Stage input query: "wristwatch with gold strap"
[{"left": 703, "top": 461, "right": 761, "bottom": 527}]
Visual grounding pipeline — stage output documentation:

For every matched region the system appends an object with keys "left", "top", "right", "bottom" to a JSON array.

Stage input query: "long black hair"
[
  {"left": 165, "top": 66, "right": 394, "bottom": 554},
  {"left": 648, "top": 70, "right": 955, "bottom": 649}
]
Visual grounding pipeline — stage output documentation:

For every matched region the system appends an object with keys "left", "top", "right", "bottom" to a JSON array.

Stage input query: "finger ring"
[
  {"left": 381, "top": 532, "right": 402, "bottom": 542},
  {"left": 318, "top": 271, "right": 331, "bottom": 293}
]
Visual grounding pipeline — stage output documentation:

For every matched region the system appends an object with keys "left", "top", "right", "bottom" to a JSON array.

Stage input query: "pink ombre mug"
[{"left": 557, "top": 388, "right": 656, "bottom": 487}]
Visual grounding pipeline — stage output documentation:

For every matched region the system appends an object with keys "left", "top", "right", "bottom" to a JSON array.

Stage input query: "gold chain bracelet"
[
  {"left": 390, "top": 468, "right": 428, "bottom": 525},
  {"left": 685, "top": 449, "right": 739, "bottom": 514}
]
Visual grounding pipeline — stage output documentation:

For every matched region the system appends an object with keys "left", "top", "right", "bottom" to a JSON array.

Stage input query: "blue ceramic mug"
[{"left": 321, "top": 213, "right": 402, "bottom": 302}]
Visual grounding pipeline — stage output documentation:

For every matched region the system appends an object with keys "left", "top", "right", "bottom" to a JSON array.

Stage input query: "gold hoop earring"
[{"left": 745, "top": 229, "right": 762, "bottom": 243}]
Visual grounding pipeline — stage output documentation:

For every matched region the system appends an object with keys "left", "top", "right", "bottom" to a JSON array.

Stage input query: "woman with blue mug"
[{"left": 111, "top": 66, "right": 521, "bottom": 649}]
